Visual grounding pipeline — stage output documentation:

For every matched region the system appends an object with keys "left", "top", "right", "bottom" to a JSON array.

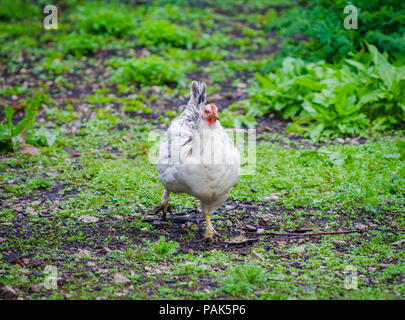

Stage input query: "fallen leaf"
[
  {"left": 19, "top": 144, "right": 41, "bottom": 156},
  {"left": 74, "top": 249, "right": 92, "bottom": 259},
  {"left": 19, "top": 268, "right": 30, "bottom": 274},
  {"left": 103, "top": 246, "right": 112, "bottom": 253},
  {"left": 25, "top": 207, "right": 37, "bottom": 217},
  {"left": 355, "top": 223, "right": 368, "bottom": 232},
  {"left": 251, "top": 251, "right": 265, "bottom": 262},
  {"left": 2, "top": 285, "right": 18, "bottom": 296},
  {"left": 263, "top": 193, "right": 281, "bottom": 201},
  {"left": 64, "top": 147, "right": 81, "bottom": 157},
  {"left": 245, "top": 224, "right": 257, "bottom": 231},
  {"left": 1, "top": 157, "right": 22, "bottom": 163},
  {"left": 224, "top": 234, "right": 257, "bottom": 244},
  {"left": 391, "top": 239, "right": 405, "bottom": 247},
  {"left": 114, "top": 291, "right": 128, "bottom": 297},
  {"left": 210, "top": 93, "right": 225, "bottom": 100},
  {"left": 293, "top": 244, "right": 308, "bottom": 253}
]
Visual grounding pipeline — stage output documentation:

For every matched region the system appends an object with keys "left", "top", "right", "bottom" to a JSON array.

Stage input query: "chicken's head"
[{"left": 201, "top": 104, "right": 219, "bottom": 125}]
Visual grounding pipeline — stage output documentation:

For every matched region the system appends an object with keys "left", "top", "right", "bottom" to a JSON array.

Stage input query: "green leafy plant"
[
  {"left": 134, "top": 20, "right": 194, "bottom": 49},
  {"left": 129, "top": 236, "right": 179, "bottom": 262},
  {"left": 59, "top": 32, "right": 102, "bottom": 57},
  {"left": 249, "top": 45, "right": 405, "bottom": 138},
  {"left": 152, "top": 236, "right": 179, "bottom": 257},
  {"left": 220, "top": 100, "right": 259, "bottom": 129},
  {"left": 107, "top": 55, "right": 191, "bottom": 86},
  {"left": 73, "top": 2, "right": 135, "bottom": 36},
  {"left": 0, "top": 0, "right": 38, "bottom": 22},
  {"left": 266, "top": 0, "right": 405, "bottom": 63},
  {"left": 219, "top": 263, "right": 267, "bottom": 295},
  {"left": 0, "top": 103, "right": 37, "bottom": 151}
]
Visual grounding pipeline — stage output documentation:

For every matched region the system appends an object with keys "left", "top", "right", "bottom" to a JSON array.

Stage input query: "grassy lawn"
[{"left": 0, "top": 0, "right": 404, "bottom": 300}]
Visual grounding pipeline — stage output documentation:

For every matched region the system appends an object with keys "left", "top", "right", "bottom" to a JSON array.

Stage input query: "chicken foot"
[
  {"left": 204, "top": 214, "right": 220, "bottom": 241},
  {"left": 152, "top": 190, "right": 173, "bottom": 218}
]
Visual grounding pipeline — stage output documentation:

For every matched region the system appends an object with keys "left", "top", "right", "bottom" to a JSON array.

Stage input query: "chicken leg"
[
  {"left": 204, "top": 214, "right": 220, "bottom": 240},
  {"left": 152, "top": 189, "right": 173, "bottom": 218}
]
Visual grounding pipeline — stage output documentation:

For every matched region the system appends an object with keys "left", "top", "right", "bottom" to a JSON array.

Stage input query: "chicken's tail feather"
[{"left": 188, "top": 81, "right": 206, "bottom": 106}]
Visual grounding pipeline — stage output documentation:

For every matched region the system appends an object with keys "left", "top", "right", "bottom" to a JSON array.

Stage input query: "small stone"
[
  {"left": 287, "top": 132, "right": 299, "bottom": 139},
  {"left": 256, "top": 228, "right": 265, "bottom": 234},
  {"left": 355, "top": 223, "right": 368, "bottom": 232},
  {"left": 257, "top": 213, "right": 278, "bottom": 226},
  {"left": 293, "top": 244, "right": 308, "bottom": 253},
  {"left": 263, "top": 193, "right": 281, "bottom": 202},
  {"left": 78, "top": 214, "right": 99, "bottom": 224},
  {"left": 349, "top": 139, "right": 359, "bottom": 145},
  {"left": 2, "top": 285, "right": 17, "bottom": 296},
  {"left": 114, "top": 272, "right": 131, "bottom": 285},
  {"left": 32, "top": 283, "right": 43, "bottom": 293}
]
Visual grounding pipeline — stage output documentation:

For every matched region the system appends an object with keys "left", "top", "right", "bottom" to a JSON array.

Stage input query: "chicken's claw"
[
  {"left": 151, "top": 203, "right": 173, "bottom": 217},
  {"left": 204, "top": 225, "right": 221, "bottom": 243}
]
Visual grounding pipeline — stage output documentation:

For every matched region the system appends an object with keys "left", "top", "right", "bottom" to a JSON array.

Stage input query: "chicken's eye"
[{"left": 204, "top": 110, "right": 210, "bottom": 114}]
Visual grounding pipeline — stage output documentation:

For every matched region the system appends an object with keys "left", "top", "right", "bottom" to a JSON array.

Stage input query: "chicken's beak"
[{"left": 212, "top": 113, "right": 220, "bottom": 121}]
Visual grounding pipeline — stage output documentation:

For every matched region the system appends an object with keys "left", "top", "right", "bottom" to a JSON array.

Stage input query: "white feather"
[{"left": 157, "top": 108, "right": 240, "bottom": 214}]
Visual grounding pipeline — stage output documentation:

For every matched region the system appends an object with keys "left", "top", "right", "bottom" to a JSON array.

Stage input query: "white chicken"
[{"left": 154, "top": 81, "right": 240, "bottom": 240}]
